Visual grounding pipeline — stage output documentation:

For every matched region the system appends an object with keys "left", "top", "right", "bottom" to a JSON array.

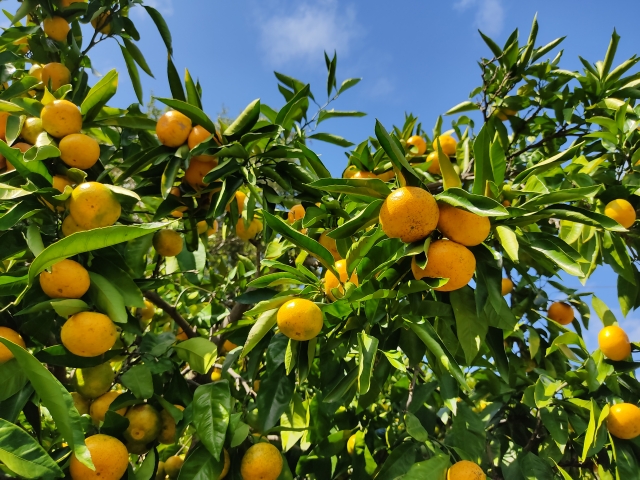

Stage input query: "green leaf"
[
  {"left": 34, "top": 345, "right": 123, "bottom": 368},
  {"left": 592, "top": 296, "right": 617, "bottom": 327},
  {"left": 174, "top": 338, "right": 218, "bottom": 374},
  {"left": 445, "top": 101, "right": 479, "bottom": 115},
  {"left": 120, "top": 364, "right": 154, "bottom": 399},
  {"left": 519, "top": 185, "right": 602, "bottom": 209},
  {"left": 357, "top": 332, "right": 378, "bottom": 394},
  {"left": 0, "top": 138, "right": 51, "bottom": 181},
  {"left": 80, "top": 69, "right": 118, "bottom": 121},
  {"left": 123, "top": 38, "right": 154, "bottom": 77},
  {"left": 161, "top": 156, "right": 181, "bottom": 198},
  {"left": 513, "top": 143, "right": 583, "bottom": 184},
  {"left": 307, "top": 178, "right": 391, "bottom": 200},
  {"left": 296, "top": 142, "right": 331, "bottom": 179},
  {"left": 144, "top": 6, "right": 172, "bottom": 54},
  {"left": 156, "top": 97, "right": 217, "bottom": 135},
  {"left": 0, "top": 418, "right": 65, "bottom": 479},
  {"left": 495, "top": 225, "right": 519, "bottom": 262},
  {"left": 184, "top": 69, "right": 202, "bottom": 109},
  {"left": 374, "top": 119, "right": 419, "bottom": 179},
  {"left": 240, "top": 308, "right": 278, "bottom": 357},
  {"left": 177, "top": 444, "right": 223, "bottom": 480},
  {"left": 403, "top": 454, "right": 449, "bottom": 480},
  {"left": 317, "top": 110, "right": 366, "bottom": 124},
  {"left": 479, "top": 29, "right": 503, "bottom": 57},
  {"left": 88, "top": 272, "right": 128, "bottom": 324},
  {"left": 91, "top": 260, "right": 145, "bottom": 308},
  {"left": 120, "top": 45, "right": 143, "bottom": 104},
  {"left": 436, "top": 139, "right": 462, "bottom": 190},
  {"left": 308, "top": 132, "right": 354, "bottom": 147},
  {"left": 404, "top": 412, "right": 429, "bottom": 442},
  {"left": 224, "top": 99, "right": 260, "bottom": 139},
  {"left": 601, "top": 29, "right": 621, "bottom": 79},
  {"left": 451, "top": 287, "right": 487, "bottom": 364},
  {"left": 436, "top": 188, "right": 508, "bottom": 216},
  {"left": 338, "top": 78, "right": 361, "bottom": 94},
  {"left": 0, "top": 338, "right": 93, "bottom": 471},
  {"left": 134, "top": 448, "right": 157, "bottom": 480}
]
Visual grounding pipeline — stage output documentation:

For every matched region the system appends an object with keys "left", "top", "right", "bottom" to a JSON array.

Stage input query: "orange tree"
[{"left": 0, "top": 2, "right": 640, "bottom": 479}]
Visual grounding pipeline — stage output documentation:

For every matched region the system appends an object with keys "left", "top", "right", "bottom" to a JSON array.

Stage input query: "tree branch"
[
  {"left": 143, "top": 290, "right": 197, "bottom": 339},
  {"left": 215, "top": 363, "right": 256, "bottom": 398},
  {"left": 210, "top": 301, "right": 251, "bottom": 346}
]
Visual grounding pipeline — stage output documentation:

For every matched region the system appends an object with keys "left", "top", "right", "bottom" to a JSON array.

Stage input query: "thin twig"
[
  {"left": 215, "top": 363, "right": 256, "bottom": 398},
  {"left": 143, "top": 291, "right": 197, "bottom": 339}
]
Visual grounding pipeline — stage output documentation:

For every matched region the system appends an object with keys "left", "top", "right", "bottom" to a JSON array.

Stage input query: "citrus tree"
[{"left": 0, "top": 3, "right": 640, "bottom": 479}]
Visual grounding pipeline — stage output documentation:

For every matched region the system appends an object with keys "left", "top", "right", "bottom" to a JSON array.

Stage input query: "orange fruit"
[
  {"left": 287, "top": 204, "right": 305, "bottom": 223},
  {"left": 226, "top": 191, "right": 246, "bottom": 213},
  {"left": 411, "top": 239, "right": 475, "bottom": 292},
  {"left": 39, "top": 259, "right": 90, "bottom": 299},
  {"left": 220, "top": 339, "right": 238, "bottom": 354},
  {"left": 61, "top": 311, "right": 118, "bottom": 357},
  {"left": 90, "top": 391, "right": 127, "bottom": 426},
  {"left": 319, "top": 231, "right": 340, "bottom": 261},
  {"left": 598, "top": 325, "right": 631, "bottom": 361},
  {"left": 43, "top": 16, "right": 70, "bottom": 42},
  {"left": 188, "top": 125, "right": 216, "bottom": 162},
  {"left": 433, "top": 134, "right": 457, "bottom": 157},
  {"left": 607, "top": 403, "right": 640, "bottom": 440},
  {"left": 547, "top": 302, "right": 574, "bottom": 325},
  {"left": 342, "top": 165, "right": 359, "bottom": 179},
  {"left": 69, "top": 182, "right": 121, "bottom": 229},
  {"left": 169, "top": 186, "right": 181, "bottom": 197},
  {"left": 501, "top": 278, "right": 513, "bottom": 296},
  {"left": 377, "top": 170, "right": 395, "bottom": 182},
  {"left": 277, "top": 298, "right": 324, "bottom": 341},
  {"left": 185, "top": 158, "right": 217, "bottom": 190},
  {"left": 406, "top": 135, "right": 426, "bottom": 155},
  {"left": 437, "top": 203, "right": 491, "bottom": 246},
  {"left": 153, "top": 230, "right": 183, "bottom": 257},
  {"left": 240, "top": 443, "right": 283, "bottom": 480},
  {"left": 0, "top": 111, "right": 9, "bottom": 140},
  {"left": 123, "top": 404, "right": 162, "bottom": 444},
  {"left": 41, "top": 63, "right": 71, "bottom": 92},
  {"left": 352, "top": 170, "right": 376, "bottom": 179},
  {"left": 324, "top": 259, "right": 358, "bottom": 301},
  {"left": 91, "top": 12, "right": 112, "bottom": 34},
  {"left": 604, "top": 199, "right": 636, "bottom": 229},
  {"left": 156, "top": 110, "right": 192, "bottom": 148},
  {"left": 164, "top": 456, "right": 184, "bottom": 478},
  {"left": 0, "top": 327, "right": 26, "bottom": 363},
  {"left": 347, "top": 434, "right": 356, "bottom": 455},
  {"left": 69, "top": 434, "right": 129, "bottom": 480},
  {"left": 236, "top": 217, "right": 262, "bottom": 241},
  {"left": 447, "top": 460, "right": 486, "bottom": 480},
  {"left": 28, "top": 64, "right": 43, "bottom": 86},
  {"left": 158, "top": 405, "right": 185, "bottom": 444},
  {"left": 59, "top": 133, "right": 101, "bottom": 169},
  {"left": 425, "top": 151, "right": 442, "bottom": 175},
  {"left": 21, "top": 117, "right": 44, "bottom": 144},
  {"left": 62, "top": 215, "right": 86, "bottom": 236},
  {"left": 41, "top": 99, "right": 81, "bottom": 138},
  {"left": 137, "top": 300, "right": 155, "bottom": 321},
  {"left": 379, "top": 186, "right": 439, "bottom": 243}
]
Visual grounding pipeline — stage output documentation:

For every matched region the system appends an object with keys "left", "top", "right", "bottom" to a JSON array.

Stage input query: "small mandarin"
[
  {"left": 406, "top": 135, "right": 427, "bottom": 155},
  {"left": 240, "top": 443, "right": 283, "bottom": 480},
  {"left": 69, "top": 434, "right": 129, "bottom": 480},
  {"left": 164, "top": 456, "right": 184, "bottom": 479},
  {"left": 236, "top": 217, "right": 262, "bottom": 241},
  {"left": 411, "top": 239, "right": 476, "bottom": 292},
  {"left": 501, "top": 278, "right": 514, "bottom": 296},
  {"left": 226, "top": 190, "right": 246, "bottom": 213},
  {"left": 41, "top": 63, "right": 71, "bottom": 92},
  {"left": 347, "top": 434, "right": 357, "bottom": 455},
  {"left": 426, "top": 151, "right": 442, "bottom": 175},
  {"left": 90, "top": 391, "right": 127, "bottom": 426},
  {"left": 156, "top": 110, "right": 192, "bottom": 147},
  {"left": 598, "top": 325, "right": 631, "bottom": 361},
  {"left": 153, "top": 230, "right": 184, "bottom": 257},
  {"left": 277, "top": 298, "right": 324, "bottom": 341},
  {"left": 69, "top": 182, "right": 121, "bottom": 229},
  {"left": 43, "top": 16, "right": 70, "bottom": 42},
  {"left": 21, "top": 117, "right": 43, "bottom": 144},
  {"left": 342, "top": 165, "right": 359, "bottom": 178},
  {"left": 39, "top": 259, "right": 90, "bottom": 299},
  {"left": 188, "top": 125, "right": 217, "bottom": 162},
  {"left": 352, "top": 170, "right": 377, "bottom": 179},
  {"left": 433, "top": 134, "right": 457, "bottom": 157},
  {"left": 319, "top": 230, "right": 341, "bottom": 260},
  {"left": 547, "top": 302, "right": 574, "bottom": 325},
  {"left": 61, "top": 312, "right": 118, "bottom": 357},
  {"left": 288, "top": 204, "right": 305, "bottom": 223},
  {"left": 0, "top": 327, "right": 26, "bottom": 363},
  {"left": 379, "top": 186, "right": 439, "bottom": 243},
  {"left": 41, "top": 99, "right": 81, "bottom": 138},
  {"left": 185, "top": 158, "right": 217, "bottom": 190},
  {"left": 74, "top": 363, "right": 115, "bottom": 399},
  {"left": 607, "top": 403, "right": 640, "bottom": 440},
  {"left": 604, "top": 199, "right": 636, "bottom": 229},
  {"left": 158, "top": 405, "right": 185, "bottom": 444},
  {"left": 59, "top": 134, "right": 101, "bottom": 169},
  {"left": 437, "top": 203, "right": 491, "bottom": 246},
  {"left": 124, "top": 404, "right": 162, "bottom": 444},
  {"left": 91, "top": 12, "right": 112, "bottom": 34},
  {"left": 324, "top": 259, "right": 359, "bottom": 301},
  {"left": 447, "top": 460, "right": 486, "bottom": 480}
]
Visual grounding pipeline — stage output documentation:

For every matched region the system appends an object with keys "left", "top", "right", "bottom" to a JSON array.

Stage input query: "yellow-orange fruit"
[
  {"left": 288, "top": 204, "right": 305, "bottom": 224},
  {"left": 352, "top": 170, "right": 377, "bottom": 179},
  {"left": 547, "top": 302, "right": 574, "bottom": 325},
  {"left": 185, "top": 158, "right": 217, "bottom": 190},
  {"left": 0, "top": 327, "right": 26, "bottom": 363},
  {"left": 43, "top": 16, "right": 70, "bottom": 42},
  {"left": 90, "top": 391, "right": 127, "bottom": 426},
  {"left": 69, "top": 434, "right": 129, "bottom": 480},
  {"left": 69, "top": 182, "right": 121, "bottom": 229},
  {"left": 220, "top": 339, "right": 238, "bottom": 354},
  {"left": 324, "top": 259, "right": 359, "bottom": 301},
  {"left": 41, "top": 99, "right": 81, "bottom": 138},
  {"left": 347, "top": 434, "right": 356, "bottom": 455},
  {"left": 62, "top": 215, "right": 86, "bottom": 236},
  {"left": 319, "top": 231, "right": 340, "bottom": 260},
  {"left": 277, "top": 298, "right": 324, "bottom": 341},
  {"left": 598, "top": 325, "right": 631, "bottom": 361},
  {"left": 607, "top": 403, "right": 640, "bottom": 440},
  {"left": 74, "top": 363, "right": 114, "bottom": 399},
  {"left": 379, "top": 186, "right": 439, "bottom": 243},
  {"left": 236, "top": 218, "right": 262, "bottom": 241},
  {"left": 188, "top": 125, "right": 216, "bottom": 162},
  {"left": 124, "top": 404, "right": 162, "bottom": 444},
  {"left": 164, "top": 456, "right": 184, "bottom": 478},
  {"left": 437, "top": 203, "right": 491, "bottom": 246},
  {"left": 411, "top": 239, "right": 475, "bottom": 292},
  {"left": 59, "top": 134, "right": 101, "bottom": 169},
  {"left": 406, "top": 135, "right": 427, "bottom": 155},
  {"left": 219, "top": 449, "right": 231, "bottom": 479},
  {"left": 153, "top": 230, "right": 184, "bottom": 257},
  {"left": 39, "top": 259, "right": 90, "bottom": 299},
  {"left": 426, "top": 151, "right": 442, "bottom": 175},
  {"left": 240, "top": 443, "right": 283, "bottom": 480},
  {"left": 207, "top": 220, "right": 219, "bottom": 237},
  {"left": 91, "top": 12, "right": 112, "bottom": 34},
  {"left": 342, "top": 165, "right": 358, "bottom": 179},
  {"left": 604, "top": 199, "right": 636, "bottom": 229},
  {"left": 137, "top": 300, "right": 155, "bottom": 321},
  {"left": 501, "top": 278, "right": 513, "bottom": 296},
  {"left": 447, "top": 460, "right": 486, "bottom": 480},
  {"left": 41, "top": 63, "right": 71, "bottom": 92},
  {"left": 210, "top": 367, "right": 222, "bottom": 382},
  {"left": 158, "top": 405, "right": 185, "bottom": 444},
  {"left": 156, "top": 110, "right": 192, "bottom": 148},
  {"left": 0, "top": 111, "right": 9, "bottom": 140},
  {"left": 21, "top": 117, "right": 44, "bottom": 144},
  {"left": 28, "top": 64, "right": 43, "bottom": 86},
  {"left": 226, "top": 191, "right": 246, "bottom": 213},
  {"left": 61, "top": 312, "right": 118, "bottom": 357},
  {"left": 433, "top": 134, "right": 457, "bottom": 157},
  {"left": 71, "top": 392, "right": 90, "bottom": 416},
  {"left": 377, "top": 170, "right": 395, "bottom": 182}
]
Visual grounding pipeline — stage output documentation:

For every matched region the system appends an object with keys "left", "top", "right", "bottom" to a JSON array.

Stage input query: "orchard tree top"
[{"left": 0, "top": 3, "right": 639, "bottom": 480}]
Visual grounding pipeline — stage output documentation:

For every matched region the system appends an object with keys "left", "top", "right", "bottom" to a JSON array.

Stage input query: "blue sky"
[{"left": 4, "top": 0, "right": 639, "bottom": 350}]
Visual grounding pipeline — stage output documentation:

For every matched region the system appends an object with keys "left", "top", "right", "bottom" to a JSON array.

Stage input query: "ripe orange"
[
  {"left": 501, "top": 278, "right": 513, "bottom": 296},
  {"left": 240, "top": 443, "right": 283, "bottom": 480},
  {"left": 188, "top": 125, "right": 217, "bottom": 162},
  {"left": 41, "top": 63, "right": 71, "bottom": 92},
  {"left": 433, "top": 134, "right": 457, "bottom": 157},
  {"left": 352, "top": 170, "right": 376, "bottom": 179},
  {"left": 411, "top": 239, "right": 475, "bottom": 292},
  {"left": 547, "top": 302, "right": 574, "bottom": 325},
  {"left": 41, "top": 99, "right": 82, "bottom": 138},
  {"left": 59, "top": 133, "right": 101, "bottom": 169},
  {"left": 406, "top": 135, "right": 427, "bottom": 155},
  {"left": 288, "top": 204, "right": 305, "bottom": 223},
  {"left": 61, "top": 311, "right": 118, "bottom": 357},
  {"left": 91, "top": 12, "right": 112, "bottom": 34},
  {"left": 437, "top": 203, "right": 490, "bottom": 246},
  {"left": 379, "top": 186, "right": 439, "bottom": 243},
  {"left": 425, "top": 151, "right": 442, "bottom": 175},
  {"left": 124, "top": 404, "right": 162, "bottom": 444},
  {"left": 62, "top": 215, "right": 86, "bottom": 236},
  {"left": 39, "top": 259, "right": 90, "bottom": 299},
  {"left": 0, "top": 327, "right": 26, "bottom": 363},
  {"left": 324, "top": 259, "right": 359, "bottom": 301},
  {"left": 277, "top": 298, "right": 324, "bottom": 341},
  {"left": 153, "top": 230, "right": 184, "bottom": 257},
  {"left": 220, "top": 339, "right": 238, "bottom": 354},
  {"left": 342, "top": 165, "right": 359, "bottom": 179},
  {"left": 69, "top": 182, "right": 121, "bottom": 229},
  {"left": 185, "top": 158, "right": 217, "bottom": 190},
  {"left": 21, "top": 117, "right": 44, "bottom": 144},
  {"left": 226, "top": 191, "right": 247, "bottom": 213},
  {"left": 604, "top": 199, "right": 636, "bottom": 229},
  {"left": 598, "top": 325, "right": 631, "bottom": 361},
  {"left": 28, "top": 64, "right": 43, "bottom": 86},
  {"left": 607, "top": 403, "right": 640, "bottom": 440},
  {"left": 0, "top": 111, "right": 9, "bottom": 140},
  {"left": 90, "top": 391, "right": 127, "bottom": 426},
  {"left": 156, "top": 110, "right": 192, "bottom": 147},
  {"left": 319, "top": 230, "right": 341, "bottom": 260},
  {"left": 137, "top": 300, "right": 155, "bottom": 321},
  {"left": 69, "top": 434, "right": 129, "bottom": 480},
  {"left": 236, "top": 217, "right": 262, "bottom": 241},
  {"left": 43, "top": 16, "right": 70, "bottom": 42},
  {"left": 447, "top": 460, "right": 486, "bottom": 480},
  {"left": 377, "top": 170, "right": 395, "bottom": 182}
]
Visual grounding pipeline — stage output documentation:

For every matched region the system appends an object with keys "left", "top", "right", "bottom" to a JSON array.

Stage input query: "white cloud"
[
  {"left": 258, "top": 0, "right": 359, "bottom": 67},
  {"left": 454, "top": 0, "right": 505, "bottom": 36}
]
